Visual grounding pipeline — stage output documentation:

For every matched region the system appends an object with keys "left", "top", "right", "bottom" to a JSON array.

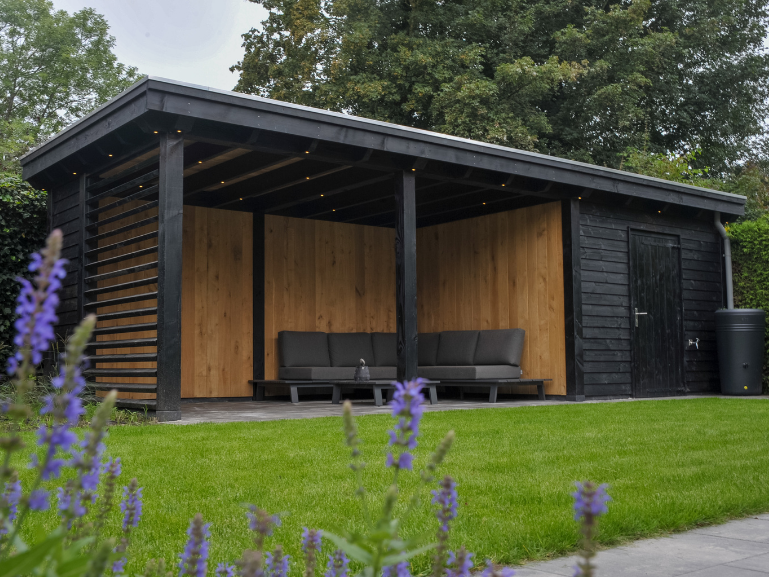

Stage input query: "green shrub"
[
  {"left": 0, "top": 174, "right": 47, "bottom": 362},
  {"left": 728, "top": 214, "right": 769, "bottom": 392}
]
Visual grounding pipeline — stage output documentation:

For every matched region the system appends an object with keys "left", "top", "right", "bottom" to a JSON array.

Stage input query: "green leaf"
[
  {"left": 0, "top": 530, "right": 64, "bottom": 577},
  {"left": 322, "top": 531, "right": 374, "bottom": 565},
  {"left": 380, "top": 542, "right": 437, "bottom": 566}
]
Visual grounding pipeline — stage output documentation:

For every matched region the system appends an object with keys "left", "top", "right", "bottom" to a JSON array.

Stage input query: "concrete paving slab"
[
  {"left": 519, "top": 519, "right": 769, "bottom": 577},
  {"left": 690, "top": 519, "right": 769, "bottom": 543},
  {"left": 677, "top": 565, "right": 767, "bottom": 577},
  {"left": 727, "top": 553, "right": 769, "bottom": 574}
]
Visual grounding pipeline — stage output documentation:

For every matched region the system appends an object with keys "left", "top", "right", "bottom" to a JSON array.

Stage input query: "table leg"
[
  {"left": 332, "top": 385, "right": 341, "bottom": 404},
  {"left": 428, "top": 385, "right": 438, "bottom": 405},
  {"left": 290, "top": 386, "right": 299, "bottom": 404},
  {"left": 373, "top": 386, "right": 384, "bottom": 407},
  {"left": 254, "top": 383, "right": 265, "bottom": 401},
  {"left": 488, "top": 385, "right": 498, "bottom": 403},
  {"left": 537, "top": 382, "right": 546, "bottom": 400}
]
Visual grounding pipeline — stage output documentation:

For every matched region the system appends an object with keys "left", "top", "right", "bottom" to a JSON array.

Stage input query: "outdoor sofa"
[{"left": 250, "top": 329, "right": 548, "bottom": 402}]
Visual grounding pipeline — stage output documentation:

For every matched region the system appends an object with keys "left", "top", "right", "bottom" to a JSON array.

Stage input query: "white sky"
[{"left": 51, "top": 0, "right": 268, "bottom": 91}]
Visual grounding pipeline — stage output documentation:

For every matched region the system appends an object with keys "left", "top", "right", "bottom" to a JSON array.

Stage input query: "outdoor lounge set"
[{"left": 251, "top": 328, "right": 550, "bottom": 404}]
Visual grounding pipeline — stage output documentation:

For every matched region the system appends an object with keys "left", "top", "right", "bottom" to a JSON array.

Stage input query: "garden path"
[
  {"left": 516, "top": 514, "right": 769, "bottom": 577},
  {"left": 171, "top": 394, "right": 765, "bottom": 425}
]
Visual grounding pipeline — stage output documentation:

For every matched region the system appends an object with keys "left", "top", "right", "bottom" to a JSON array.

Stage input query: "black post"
[
  {"left": 562, "top": 198, "right": 585, "bottom": 401},
  {"left": 395, "top": 170, "right": 418, "bottom": 381},
  {"left": 156, "top": 133, "right": 184, "bottom": 421},
  {"left": 253, "top": 212, "right": 265, "bottom": 383},
  {"left": 77, "top": 174, "right": 87, "bottom": 323}
]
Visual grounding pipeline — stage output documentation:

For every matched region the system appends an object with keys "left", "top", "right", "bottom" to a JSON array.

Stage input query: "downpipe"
[{"left": 714, "top": 211, "right": 734, "bottom": 310}]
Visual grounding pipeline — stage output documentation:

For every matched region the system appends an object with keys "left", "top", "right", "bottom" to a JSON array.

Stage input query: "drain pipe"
[{"left": 714, "top": 211, "right": 734, "bottom": 309}]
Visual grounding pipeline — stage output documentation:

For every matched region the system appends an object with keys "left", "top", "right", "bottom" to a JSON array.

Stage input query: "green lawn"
[{"left": 14, "top": 398, "right": 769, "bottom": 575}]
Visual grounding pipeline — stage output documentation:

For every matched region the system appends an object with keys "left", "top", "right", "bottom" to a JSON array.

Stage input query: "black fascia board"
[{"left": 21, "top": 76, "right": 746, "bottom": 216}]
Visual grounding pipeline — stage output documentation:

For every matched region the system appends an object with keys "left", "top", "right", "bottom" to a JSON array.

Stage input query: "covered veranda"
[{"left": 20, "top": 78, "right": 744, "bottom": 421}]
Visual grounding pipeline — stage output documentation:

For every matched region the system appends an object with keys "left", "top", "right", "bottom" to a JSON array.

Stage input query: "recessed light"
[
  {"left": 332, "top": 209, "right": 336, "bottom": 212},
  {"left": 108, "top": 154, "right": 113, "bottom": 157},
  {"left": 578, "top": 196, "right": 582, "bottom": 199},
  {"left": 483, "top": 202, "right": 486, "bottom": 205},
  {"left": 412, "top": 168, "right": 416, "bottom": 171},
  {"left": 73, "top": 172, "right": 77, "bottom": 175},
  {"left": 153, "top": 131, "right": 158, "bottom": 134},
  {"left": 198, "top": 161, "right": 202, "bottom": 164},
  {"left": 177, "top": 130, "right": 182, "bottom": 133},
  {"left": 240, "top": 198, "right": 243, "bottom": 200},
  {"left": 658, "top": 210, "right": 661, "bottom": 213},
  {"left": 221, "top": 181, "right": 225, "bottom": 184},
  {"left": 501, "top": 183, "right": 505, "bottom": 187},
  {"left": 306, "top": 177, "right": 310, "bottom": 180},
  {"left": 320, "top": 194, "right": 324, "bottom": 197},
  {"left": 139, "top": 185, "right": 143, "bottom": 188},
  {"left": 305, "top": 151, "right": 310, "bottom": 154}
]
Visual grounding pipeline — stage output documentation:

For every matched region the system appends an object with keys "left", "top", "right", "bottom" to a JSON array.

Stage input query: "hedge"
[
  {"left": 729, "top": 214, "right": 769, "bottom": 393},
  {"left": 0, "top": 174, "right": 47, "bottom": 364}
]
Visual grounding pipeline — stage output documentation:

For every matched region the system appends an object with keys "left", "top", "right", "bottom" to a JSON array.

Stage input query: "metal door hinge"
[{"left": 634, "top": 307, "right": 648, "bottom": 327}]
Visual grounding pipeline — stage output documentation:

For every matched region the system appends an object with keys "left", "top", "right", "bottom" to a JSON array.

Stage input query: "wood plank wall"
[
  {"left": 264, "top": 203, "right": 567, "bottom": 395},
  {"left": 417, "top": 202, "right": 567, "bottom": 395},
  {"left": 181, "top": 206, "right": 254, "bottom": 398},
  {"left": 264, "top": 215, "right": 397, "bottom": 380},
  {"left": 579, "top": 201, "right": 723, "bottom": 396},
  {"left": 94, "top": 199, "right": 159, "bottom": 401}
]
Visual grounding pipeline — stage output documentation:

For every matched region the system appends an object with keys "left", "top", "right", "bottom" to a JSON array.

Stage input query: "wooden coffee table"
[{"left": 330, "top": 380, "right": 439, "bottom": 406}]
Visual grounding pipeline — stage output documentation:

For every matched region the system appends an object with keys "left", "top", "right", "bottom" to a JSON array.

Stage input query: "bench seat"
[
  {"left": 418, "top": 365, "right": 521, "bottom": 380},
  {"left": 279, "top": 366, "right": 397, "bottom": 380}
]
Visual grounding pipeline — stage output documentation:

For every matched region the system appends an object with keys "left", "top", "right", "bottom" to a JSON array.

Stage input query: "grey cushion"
[
  {"left": 372, "top": 333, "right": 397, "bottom": 367},
  {"left": 368, "top": 366, "right": 397, "bottom": 379},
  {"left": 418, "top": 332, "right": 440, "bottom": 366},
  {"left": 436, "top": 330, "right": 480, "bottom": 366},
  {"left": 474, "top": 329, "right": 525, "bottom": 366},
  {"left": 417, "top": 365, "right": 521, "bottom": 380},
  {"left": 328, "top": 333, "right": 375, "bottom": 367},
  {"left": 278, "top": 331, "right": 330, "bottom": 367},
  {"left": 279, "top": 366, "right": 355, "bottom": 380}
]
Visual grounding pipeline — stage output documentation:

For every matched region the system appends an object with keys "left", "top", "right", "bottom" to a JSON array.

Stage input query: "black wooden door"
[{"left": 630, "top": 232, "right": 684, "bottom": 397}]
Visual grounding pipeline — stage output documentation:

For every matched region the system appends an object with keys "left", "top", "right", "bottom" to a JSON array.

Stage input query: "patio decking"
[{"left": 169, "top": 394, "right": 765, "bottom": 425}]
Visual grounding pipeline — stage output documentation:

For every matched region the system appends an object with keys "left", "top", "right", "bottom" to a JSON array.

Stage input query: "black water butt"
[{"left": 715, "top": 309, "right": 766, "bottom": 395}]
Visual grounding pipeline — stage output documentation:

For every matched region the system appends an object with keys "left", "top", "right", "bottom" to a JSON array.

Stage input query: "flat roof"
[{"left": 21, "top": 76, "right": 745, "bottom": 215}]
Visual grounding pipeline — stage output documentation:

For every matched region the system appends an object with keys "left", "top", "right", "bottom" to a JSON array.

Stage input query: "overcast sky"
[{"left": 51, "top": 0, "right": 268, "bottom": 91}]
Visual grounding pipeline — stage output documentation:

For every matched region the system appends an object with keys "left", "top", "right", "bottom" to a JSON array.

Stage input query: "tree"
[
  {"left": 0, "top": 0, "right": 139, "bottom": 173},
  {"left": 232, "top": 0, "right": 769, "bottom": 170}
]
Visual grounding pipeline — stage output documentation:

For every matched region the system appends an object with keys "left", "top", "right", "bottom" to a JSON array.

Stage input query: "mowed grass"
[{"left": 13, "top": 398, "right": 769, "bottom": 574}]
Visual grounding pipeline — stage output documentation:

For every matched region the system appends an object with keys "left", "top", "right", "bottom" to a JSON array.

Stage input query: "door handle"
[{"left": 634, "top": 307, "right": 648, "bottom": 327}]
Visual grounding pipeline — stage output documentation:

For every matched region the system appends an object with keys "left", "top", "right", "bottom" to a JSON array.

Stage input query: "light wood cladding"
[
  {"left": 181, "top": 206, "right": 253, "bottom": 398},
  {"left": 417, "top": 202, "right": 567, "bottom": 395},
  {"left": 264, "top": 215, "right": 396, "bottom": 380}
]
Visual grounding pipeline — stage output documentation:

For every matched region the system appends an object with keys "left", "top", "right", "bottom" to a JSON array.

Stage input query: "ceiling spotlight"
[
  {"left": 221, "top": 181, "right": 225, "bottom": 184},
  {"left": 501, "top": 183, "right": 505, "bottom": 186},
  {"left": 73, "top": 172, "right": 77, "bottom": 175},
  {"left": 658, "top": 210, "right": 661, "bottom": 213},
  {"left": 240, "top": 198, "right": 243, "bottom": 201},
  {"left": 108, "top": 154, "right": 113, "bottom": 157},
  {"left": 198, "top": 161, "right": 202, "bottom": 164},
  {"left": 306, "top": 177, "right": 310, "bottom": 180},
  {"left": 139, "top": 185, "right": 143, "bottom": 188},
  {"left": 483, "top": 202, "right": 486, "bottom": 205},
  {"left": 153, "top": 131, "right": 158, "bottom": 134},
  {"left": 578, "top": 196, "right": 582, "bottom": 199},
  {"left": 320, "top": 194, "right": 324, "bottom": 197},
  {"left": 177, "top": 130, "right": 182, "bottom": 133},
  {"left": 332, "top": 209, "right": 336, "bottom": 212},
  {"left": 412, "top": 168, "right": 416, "bottom": 172},
  {"left": 305, "top": 151, "right": 310, "bottom": 154}
]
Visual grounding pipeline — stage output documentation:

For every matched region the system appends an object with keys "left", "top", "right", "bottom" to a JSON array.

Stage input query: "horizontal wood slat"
[
  {"left": 86, "top": 200, "right": 159, "bottom": 231},
  {"left": 87, "top": 337, "right": 157, "bottom": 349},
  {"left": 87, "top": 169, "right": 159, "bottom": 204},
  {"left": 85, "top": 246, "right": 158, "bottom": 270},
  {"left": 86, "top": 216, "right": 158, "bottom": 244},
  {"left": 85, "top": 292, "right": 158, "bottom": 309},
  {"left": 92, "top": 322, "right": 157, "bottom": 336},
  {"left": 87, "top": 185, "right": 159, "bottom": 218},
  {"left": 85, "top": 276, "right": 158, "bottom": 298},
  {"left": 94, "top": 307, "right": 157, "bottom": 322},
  {"left": 87, "top": 353, "right": 157, "bottom": 363},
  {"left": 89, "top": 383, "right": 158, "bottom": 393},
  {"left": 85, "top": 232, "right": 158, "bottom": 258}
]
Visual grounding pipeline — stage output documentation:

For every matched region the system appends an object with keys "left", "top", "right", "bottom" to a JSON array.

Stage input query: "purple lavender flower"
[
  {"left": 56, "top": 487, "right": 86, "bottom": 522},
  {"left": 382, "top": 562, "right": 411, "bottom": 577},
  {"left": 447, "top": 549, "right": 474, "bottom": 577},
  {"left": 120, "top": 483, "right": 143, "bottom": 530},
  {"left": 248, "top": 505, "right": 281, "bottom": 539},
  {"left": 572, "top": 482, "right": 611, "bottom": 521},
  {"left": 179, "top": 514, "right": 211, "bottom": 577},
  {"left": 324, "top": 550, "right": 349, "bottom": 577},
  {"left": 3, "top": 479, "right": 21, "bottom": 522},
  {"left": 481, "top": 560, "right": 515, "bottom": 577},
  {"left": 432, "top": 477, "right": 458, "bottom": 532},
  {"left": 102, "top": 457, "right": 122, "bottom": 477},
  {"left": 266, "top": 547, "right": 290, "bottom": 577},
  {"left": 302, "top": 527, "right": 323, "bottom": 554},
  {"left": 386, "top": 379, "right": 425, "bottom": 471},
  {"left": 302, "top": 528, "right": 323, "bottom": 577},
  {"left": 28, "top": 489, "right": 49, "bottom": 511},
  {"left": 7, "top": 230, "right": 67, "bottom": 374},
  {"left": 113, "top": 557, "right": 127, "bottom": 574},
  {"left": 216, "top": 562, "right": 237, "bottom": 577}
]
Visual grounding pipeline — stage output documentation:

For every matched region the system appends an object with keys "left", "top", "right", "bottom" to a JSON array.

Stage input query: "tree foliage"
[
  {"left": 0, "top": 173, "right": 46, "bottom": 357},
  {"left": 232, "top": 0, "right": 769, "bottom": 170},
  {"left": 0, "top": 0, "right": 139, "bottom": 173}
]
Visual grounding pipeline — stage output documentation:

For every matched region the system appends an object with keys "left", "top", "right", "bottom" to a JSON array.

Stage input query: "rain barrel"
[{"left": 715, "top": 309, "right": 766, "bottom": 395}]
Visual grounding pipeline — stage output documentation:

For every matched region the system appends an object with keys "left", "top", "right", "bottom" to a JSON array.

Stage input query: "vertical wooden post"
[
  {"left": 77, "top": 174, "right": 87, "bottom": 323},
  {"left": 253, "top": 212, "right": 265, "bottom": 385},
  {"left": 562, "top": 198, "right": 585, "bottom": 401},
  {"left": 395, "top": 170, "right": 418, "bottom": 381},
  {"left": 156, "top": 133, "right": 184, "bottom": 421}
]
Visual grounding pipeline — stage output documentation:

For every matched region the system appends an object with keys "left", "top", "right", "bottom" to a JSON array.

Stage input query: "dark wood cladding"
[
  {"left": 579, "top": 201, "right": 722, "bottom": 397},
  {"left": 395, "top": 170, "right": 418, "bottom": 381}
]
